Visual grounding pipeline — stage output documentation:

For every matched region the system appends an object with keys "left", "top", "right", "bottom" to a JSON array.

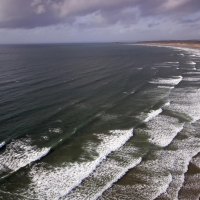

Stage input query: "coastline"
[{"left": 138, "top": 41, "right": 200, "bottom": 50}]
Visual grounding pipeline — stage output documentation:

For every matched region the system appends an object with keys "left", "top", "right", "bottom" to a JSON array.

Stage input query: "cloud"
[{"left": 0, "top": 0, "right": 199, "bottom": 29}]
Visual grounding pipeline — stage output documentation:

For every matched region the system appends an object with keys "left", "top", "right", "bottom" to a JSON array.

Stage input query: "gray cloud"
[{"left": 0, "top": 0, "right": 199, "bottom": 29}]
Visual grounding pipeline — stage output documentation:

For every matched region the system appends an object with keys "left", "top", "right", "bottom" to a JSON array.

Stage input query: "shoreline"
[{"left": 138, "top": 42, "right": 200, "bottom": 50}]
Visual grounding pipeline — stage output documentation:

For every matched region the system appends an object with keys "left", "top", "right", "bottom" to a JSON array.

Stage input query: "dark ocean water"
[{"left": 0, "top": 44, "right": 200, "bottom": 200}]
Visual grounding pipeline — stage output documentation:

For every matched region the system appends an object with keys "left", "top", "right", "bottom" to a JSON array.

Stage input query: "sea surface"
[{"left": 0, "top": 44, "right": 200, "bottom": 200}]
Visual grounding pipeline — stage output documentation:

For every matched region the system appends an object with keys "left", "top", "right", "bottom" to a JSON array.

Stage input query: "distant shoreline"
[{"left": 139, "top": 41, "right": 200, "bottom": 50}]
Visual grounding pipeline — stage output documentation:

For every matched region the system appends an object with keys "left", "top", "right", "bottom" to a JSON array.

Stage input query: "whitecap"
[
  {"left": 184, "top": 71, "right": 200, "bottom": 75},
  {"left": 102, "top": 124, "right": 200, "bottom": 200},
  {"left": 166, "top": 62, "right": 179, "bottom": 64},
  {"left": 66, "top": 155, "right": 142, "bottom": 200},
  {"left": 27, "top": 129, "right": 134, "bottom": 199},
  {"left": 0, "top": 141, "right": 5, "bottom": 149},
  {"left": 149, "top": 76, "right": 183, "bottom": 86},
  {"left": 187, "top": 61, "right": 196, "bottom": 65},
  {"left": 0, "top": 139, "right": 50, "bottom": 173},
  {"left": 49, "top": 128, "right": 63, "bottom": 134},
  {"left": 183, "top": 77, "right": 200, "bottom": 82},
  {"left": 144, "top": 108, "right": 163, "bottom": 123},
  {"left": 164, "top": 101, "right": 171, "bottom": 107},
  {"left": 90, "top": 158, "right": 142, "bottom": 200},
  {"left": 158, "top": 85, "right": 175, "bottom": 89},
  {"left": 145, "top": 115, "right": 184, "bottom": 147},
  {"left": 169, "top": 87, "right": 200, "bottom": 123}
]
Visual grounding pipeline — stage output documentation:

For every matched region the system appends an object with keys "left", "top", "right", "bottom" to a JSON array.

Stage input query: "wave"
[
  {"left": 100, "top": 157, "right": 173, "bottom": 200},
  {"left": 144, "top": 108, "right": 163, "bottom": 123},
  {"left": 27, "top": 129, "right": 134, "bottom": 199},
  {"left": 184, "top": 72, "right": 200, "bottom": 75},
  {"left": 152, "top": 61, "right": 179, "bottom": 69},
  {"left": 187, "top": 61, "right": 196, "bottom": 65},
  {"left": 183, "top": 77, "right": 200, "bottom": 82},
  {"left": 164, "top": 101, "right": 171, "bottom": 107},
  {"left": 149, "top": 76, "right": 183, "bottom": 86},
  {"left": 169, "top": 87, "right": 200, "bottom": 123},
  {"left": 0, "top": 141, "right": 5, "bottom": 149},
  {"left": 166, "top": 62, "right": 179, "bottom": 64},
  {"left": 157, "top": 124, "right": 200, "bottom": 200},
  {"left": 103, "top": 121, "right": 200, "bottom": 200},
  {"left": 92, "top": 158, "right": 142, "bottom": 200},
  {"left": 137, "top": 67, "right": 143, "bottom": 70},
  {"left": 66, "top": 155, "right": 142, "bottom": 200},
  {"left": 143, "top": 101, "right": 171, "bottom": 123},
  {"left": 0, "top": 139, "right": 50, "bottom": 178},
  {"left": 157, "top": 85, "right": 175, "bottom": 89},
  {"left": 145, "top": 115, "right": 184, "bottom": 147}
]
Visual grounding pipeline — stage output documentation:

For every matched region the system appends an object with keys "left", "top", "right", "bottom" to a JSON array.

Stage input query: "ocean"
[{"left": 0, "top": 44, "right": 199, "bottom": 200}]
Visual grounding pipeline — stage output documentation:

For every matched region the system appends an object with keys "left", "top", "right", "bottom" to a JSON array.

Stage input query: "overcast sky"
[{"left": 0, "top": 0, "right": 199, "bottom": 44}]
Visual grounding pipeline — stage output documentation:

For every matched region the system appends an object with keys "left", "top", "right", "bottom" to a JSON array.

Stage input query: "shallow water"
[{"left": 0, "top": 44, "right": 199, "bottom": 199}]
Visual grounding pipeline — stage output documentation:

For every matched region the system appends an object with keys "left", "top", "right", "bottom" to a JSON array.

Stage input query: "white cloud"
[{"left": 161, "top": 0, "right": 189, "bottom": 10}]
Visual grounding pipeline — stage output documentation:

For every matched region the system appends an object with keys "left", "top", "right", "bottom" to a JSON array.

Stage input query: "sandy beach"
[{"left": 141, "top": 41, "right": 200, "bottom": 50}]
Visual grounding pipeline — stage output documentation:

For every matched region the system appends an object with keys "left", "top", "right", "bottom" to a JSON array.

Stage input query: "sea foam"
[
  {"left": 0, "top": 141, "right": 5, "bottom": 149},
  {"left": 149, "top": 76, "right": 183, "bottom": 86},
  {"left": 145, "top": 115, "right": 184, "bottom": 147},
  {"left": 0, "top": 139, "right": 50, "bottom": 176},
  {"left": 144, "top": 108, "right": 163, "bottom": 123},
  {"left": 101, "top": 122, "right": 200, "bottom": 200},
  {"left": 27, "top": 129, "right": 134, "bottom": 199},
  {"left": 169, "top": 87, "right": 200, "bottom": 123},
  {"left": 66, "top": 153, "right": 142, "bottom": 200}
]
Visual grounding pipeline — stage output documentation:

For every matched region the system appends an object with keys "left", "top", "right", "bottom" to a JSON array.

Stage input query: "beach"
[{"left": 141, "top": 41, "right": 200, "bottom": 50}]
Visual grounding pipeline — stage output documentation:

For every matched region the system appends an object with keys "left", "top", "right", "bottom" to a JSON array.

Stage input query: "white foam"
[
  {"left": 184, "top": 71, "right": 200, "bottom": 75},
  {"left": 158, "top": 85, "right": 175, "bottom": 89},
  {"left": 167, "top": 62, "right": 179, "bottom": 64},
  {"left": 187, "top": 61, "right": 196, "bottom": 65},
  {"left": 103, "top": 124, "right": 200, "bottom": 200},
  {"left": 0, "top": 139, "right": 50, "bottom": 174},
  {"left": 67, "top": 155, "right": 142, "bottom": 200},
  {"left": 49, "top": 128, "right": 63, "bottom": 134},
  {"left": 153, "top": 61, "right": 179, "bottom": 69},
  {"left": 131, "top": 90, "right": 135, "bottom": 94},
  {"left": 164, "top": 101, "right": 171, "bottom": 107},
  {"left": 27, "top": 129, "right": 133, "bottom": 199},
  {"left": 149, "top": 76, "right": 183, "bottom": 86},
  {"left": 157, "top": 124, "right": 200, "bottom": 200},
  {"left": 109, "top": 130, "right": 200, "bottom": 200},
  {"left": 89, "top": 158, "right": 142, "bottom": 200},
  {"left": 145, "top": 115, "right": 184, "bottom": 147},
  {"left": 100, "top": 159, "right": 173, "bottom": 200},
  {"left": 137, "top": 67, "right": 143, "bottom": 70},
  {"left": 144, "top": 108, "right": 163, "bottom": 122},
  {"left": 0, "top": 141, "right": 5, "bottom": 149},
  {"left": 183, "top": 77, "right": 200, "bottom": 82},
  {"left": 169, "top": 87, "right": 200, "bottom": 122}
]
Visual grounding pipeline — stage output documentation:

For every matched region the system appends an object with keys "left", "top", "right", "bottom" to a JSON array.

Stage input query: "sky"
[{"left": 0, "top": 0, "right": 200, "bottom": 44}]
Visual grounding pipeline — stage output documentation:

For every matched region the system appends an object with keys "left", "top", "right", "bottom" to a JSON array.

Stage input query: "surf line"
[{"left": 144, "top": 102, "right": 170, "bottom": 123}]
